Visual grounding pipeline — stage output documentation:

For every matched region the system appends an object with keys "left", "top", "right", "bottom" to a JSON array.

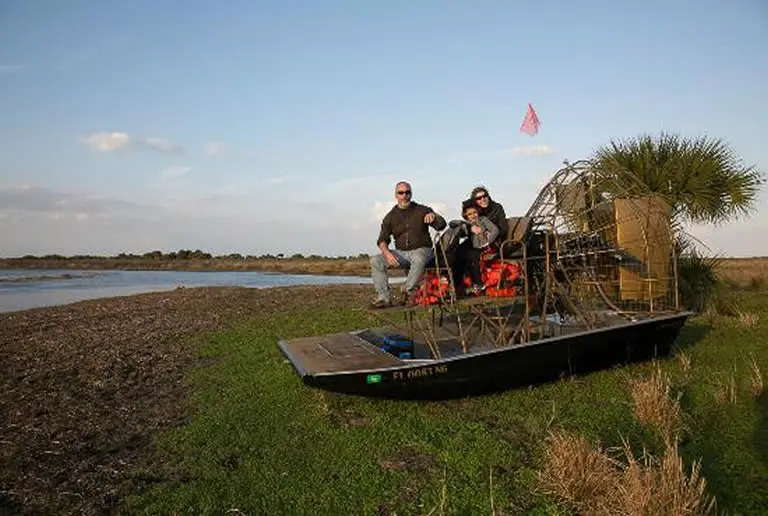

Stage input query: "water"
[{"left": 0, "top": 268, "right": 376, "bottom": 313}]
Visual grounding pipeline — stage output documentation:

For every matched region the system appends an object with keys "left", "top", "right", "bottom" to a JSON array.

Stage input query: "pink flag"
[{"left": 519, "top": 103, "right": 541, "bottom": 136}]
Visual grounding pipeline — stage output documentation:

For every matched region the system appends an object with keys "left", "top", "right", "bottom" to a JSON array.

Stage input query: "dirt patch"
[
  {"left": 329, "top": 408, "right": 373, "bottom": 428},
  {"left": 0, "top": 284, "right": 372, "bottom": 515},
  {"left": 379, "top": 445, "right": 439, "bottom": 475}
]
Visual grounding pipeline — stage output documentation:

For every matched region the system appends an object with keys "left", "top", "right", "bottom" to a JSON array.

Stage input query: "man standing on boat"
[{"left": 370, "top": 181, "right": 447, "bottom": 308}]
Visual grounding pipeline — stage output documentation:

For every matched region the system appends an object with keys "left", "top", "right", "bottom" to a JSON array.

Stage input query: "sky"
[{"left": 1, "top": 0, "right": 767, "bottom": 258}]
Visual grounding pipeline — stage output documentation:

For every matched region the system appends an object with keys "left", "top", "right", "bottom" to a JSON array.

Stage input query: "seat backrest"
[
  {"left": 506, "top": 217, "right": 532, "bottom": 244},
  {"left": 500, "top": 216, "right": 532, "bottom": 258}
]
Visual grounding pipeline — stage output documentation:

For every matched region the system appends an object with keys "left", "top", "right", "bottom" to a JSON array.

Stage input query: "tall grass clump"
[
  {"left": 617, "top": 438, "right": 717, "bottom": 516},
  {"left": 628, "top": 363, "right": 683, "bottom": 443},
  {"left": 539, "top": 362, "right": 721, "bottom": 515},
  {"left": 537, "top": 429, "right": 620, "bottom": 515},
  {"left": 748, "top": 354, "right": 764, "bottom": 397},
  {"left": 538, "top": 430, "right": 717, "bottom": 515}
]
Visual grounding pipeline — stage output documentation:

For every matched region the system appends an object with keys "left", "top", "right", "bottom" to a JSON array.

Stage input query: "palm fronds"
[{"left": 592, "top": 132, "right": 764, "bottom": 225}]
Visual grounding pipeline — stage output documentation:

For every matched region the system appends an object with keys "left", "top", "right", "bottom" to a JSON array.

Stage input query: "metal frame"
[{"left": 366, "top": 159, "right": 683, "bottom": 360}]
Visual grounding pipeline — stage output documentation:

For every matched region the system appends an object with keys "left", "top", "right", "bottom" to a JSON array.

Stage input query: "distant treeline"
[{"left": 5, "top": 250, "right": 371, "bottom": 261}]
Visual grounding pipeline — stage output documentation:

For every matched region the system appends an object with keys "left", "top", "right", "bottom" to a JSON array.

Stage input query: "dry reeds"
[
  {"left": 617, "top": 438, "right": 717, "bottom": 516},
  {"left": 628, "top": 364, "right": 683, "bottom": 442},
  {"left": 677, "top": 351, "right": 692, "bottom": 373},
  {"left": 537, "top": 429, "right": 619, "bottom": 515},
  {"left": 748, "top": 354, "right": 764, "bottom": 397},
  {"left": 737, "top": 311, "right": 760, "bottom": 328},
  {"left": 538, "top": 429, "right": 717, "bottom": 515},
  {"left": 538, "top": 359, "right": 722, "bottom": 515},
  {"left": 715, "top": 258, "right": 768, "bottom": 287},
  {"left": 713, "top": 370, "right": 738, "bottom": 406}
]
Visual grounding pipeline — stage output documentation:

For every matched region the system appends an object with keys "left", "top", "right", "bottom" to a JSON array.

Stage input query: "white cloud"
[
  {"left": 509, "top": 145, "right": 555, "bottom": 156},
  {"left": 82, "top": 132, "right": 132, "bottom": 152},
  {"left": 204, "top": 141, "right": 226, "bottom": 156},
  {"left": 143, "top": 137, "right": 183, "bottom": 154},
  {"left": 159, "top": 165, "right": 191, "bottom": 179},
  {"left": 81, "top": 131, "right": 184, "bottom": 154}
]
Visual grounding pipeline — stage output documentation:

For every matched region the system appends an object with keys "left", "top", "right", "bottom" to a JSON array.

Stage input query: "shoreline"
[
  {"left": 0, "top": 272, "right": 97, "bottom": 283},
  {"left": 0, "top": 259, "right": 384, "bottom": 278},
  {"left": 0, "top": 258, "right": 408, "bottom": 279}
]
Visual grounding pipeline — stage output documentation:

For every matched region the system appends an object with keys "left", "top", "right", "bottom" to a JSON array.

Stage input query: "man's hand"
[
  {"left": 424, "top": 212, "right": 435, "bottom": 224},
  {"left": 384, "top": 250, "right": 399, "bottom": 267},
  {"left": 471, "top": 224, "right": 483, "bottom": 235}
]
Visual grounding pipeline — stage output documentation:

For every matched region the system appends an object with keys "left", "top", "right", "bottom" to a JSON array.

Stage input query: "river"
[{"left": 0, "top": 268, "right": 375, "bottom": 313}]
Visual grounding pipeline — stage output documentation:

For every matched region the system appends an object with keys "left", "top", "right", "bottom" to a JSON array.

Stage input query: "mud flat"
[{"left": 0, "top": 283, "right": 371, "bottom": 515}]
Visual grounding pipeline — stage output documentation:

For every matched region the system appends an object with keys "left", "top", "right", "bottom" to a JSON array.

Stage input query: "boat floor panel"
[{"left": 281, "top": 332, "right": 402, "bottom": 374}]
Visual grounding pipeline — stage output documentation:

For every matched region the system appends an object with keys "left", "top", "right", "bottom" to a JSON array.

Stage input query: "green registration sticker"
[{"left": 366, "top": 374, "right": 383, "bottom": 384}]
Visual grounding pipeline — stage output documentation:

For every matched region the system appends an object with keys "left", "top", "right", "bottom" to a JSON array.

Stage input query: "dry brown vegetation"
[
  {"left": 538, "top": 430, "right": 717, "bottom": 516},
  {"left": 715, "top": 257, "right": 768, "bottom": 288},
  {"left": 538, "top": 362, "right": 720, "bottom": 515},
  {"left": 628, "top": 364, "right": 683, "bottom": 443},
  {"left": 749, "top": 354, "right": 765, "bottom": 397}
]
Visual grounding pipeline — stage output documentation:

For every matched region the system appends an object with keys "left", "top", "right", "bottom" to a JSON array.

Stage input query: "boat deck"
[
  {"left": 279, "top": 310, "right": 686, "bottom": 377},
  {"left": 279, "top": 331, "right": 404, "bottom": 375}
]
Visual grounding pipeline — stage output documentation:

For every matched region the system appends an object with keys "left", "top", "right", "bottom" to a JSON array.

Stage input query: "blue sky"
[{"left": 1, "top": 0, "right": 767, "bottom": 257}]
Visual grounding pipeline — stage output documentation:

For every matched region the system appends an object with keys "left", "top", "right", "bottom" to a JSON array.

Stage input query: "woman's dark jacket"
[{"left": 477, "top": 199, "right": 508, "bottom": 247}]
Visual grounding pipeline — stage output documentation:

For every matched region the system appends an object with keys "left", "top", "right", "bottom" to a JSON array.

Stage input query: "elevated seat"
[
  {"left": 498, "top": 216, "right": 533, "bottom": 260},
  {"left": 414, "top": 216, "right": 534, "bottom": 304}
]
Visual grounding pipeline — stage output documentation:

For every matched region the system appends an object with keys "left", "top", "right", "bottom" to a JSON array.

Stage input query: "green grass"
[{"left": 124, "top": 294, "right": 768, "bottom": 515}]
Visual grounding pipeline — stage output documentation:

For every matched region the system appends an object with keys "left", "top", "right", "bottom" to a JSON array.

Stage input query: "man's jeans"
[{"left": 370, "top": 247, "right": 433, "bottom": 302}]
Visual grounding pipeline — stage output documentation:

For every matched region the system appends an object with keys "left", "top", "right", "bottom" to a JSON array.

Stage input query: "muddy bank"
[
  {"left": 0, "top": 284, "right": 372, "bottom": 515},
  {"left": 0, "top": 273, "right": 97, "bottom": 283}
]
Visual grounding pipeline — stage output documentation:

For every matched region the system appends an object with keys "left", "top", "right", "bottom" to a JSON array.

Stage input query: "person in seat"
[
  {"left": 450, "top": 200, "right": 499, "bottom": 296},
  {"left": 370, "top": 181, "right": 447, "bottom": 308},
  {"left": 470, "top": 185, "right": 508, "bottom": 247}
]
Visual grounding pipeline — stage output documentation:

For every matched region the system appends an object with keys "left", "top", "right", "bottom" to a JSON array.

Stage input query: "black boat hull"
[{"left": 278, "top": 312, "right": 692, "bottom": 400}]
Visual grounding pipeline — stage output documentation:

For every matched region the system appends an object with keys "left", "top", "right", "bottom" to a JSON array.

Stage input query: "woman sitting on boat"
[
  {"left": 449, "top": 186, "right": 508, "bottom": 296},
  {"left": 470, "top": 185, "right": 508, "bottom": 246},
  {"left": 452, "top": 200, "right": 499, "bottom": 295}
]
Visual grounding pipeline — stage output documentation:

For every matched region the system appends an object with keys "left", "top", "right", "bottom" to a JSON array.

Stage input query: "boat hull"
[{"left": 278, "top": 312, "right": 692, "bottom": 400}]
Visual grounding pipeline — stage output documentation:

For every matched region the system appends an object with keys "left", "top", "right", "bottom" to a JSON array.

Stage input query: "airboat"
[{"left": 278, "top": 160, "right": 694, "bottom": 399}]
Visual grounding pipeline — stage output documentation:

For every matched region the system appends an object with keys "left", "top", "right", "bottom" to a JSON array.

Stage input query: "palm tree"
[
  {"left": 590, "top": 132, "right": 765, "bottom": 314},
  {"left": 591, "top": 132, "right": 764, "bottom": 226}
]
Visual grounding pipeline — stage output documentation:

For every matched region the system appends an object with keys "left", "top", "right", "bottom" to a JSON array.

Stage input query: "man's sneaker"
[{"left": 369, "top": 298, "right": 391, "bottom": 309}]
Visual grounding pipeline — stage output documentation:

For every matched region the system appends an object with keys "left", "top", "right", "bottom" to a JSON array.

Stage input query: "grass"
[{"left": 122, "top": 292, "right": 768, "bottom": 515}]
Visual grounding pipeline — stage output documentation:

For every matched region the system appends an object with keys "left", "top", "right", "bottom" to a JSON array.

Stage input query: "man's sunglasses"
[{"left": 397, "top": 190, "right": 412, "bottom": 196}]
